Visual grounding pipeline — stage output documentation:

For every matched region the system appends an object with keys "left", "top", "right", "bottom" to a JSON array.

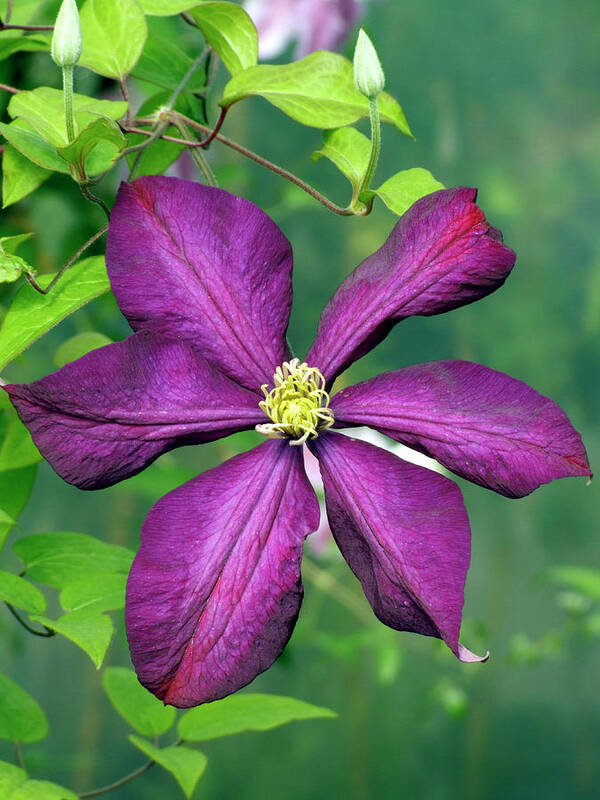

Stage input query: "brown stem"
[
  {"left": 26, "top": 226, "right": 108, "bottom": 295},
  {"left": 78, "top": 761, "right": 156, "bottom": 799},
  {"left": 0, "top": 21, "right": 53, "bottom": 30},
  {"left": 0, "top": 82, "right": 19, "bottom": 94},
  {"left": 119, "top": 77, "right": 131, "bottom": 126}
]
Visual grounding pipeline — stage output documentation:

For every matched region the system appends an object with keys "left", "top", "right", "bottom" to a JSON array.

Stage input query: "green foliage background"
[{"left": 1, "top": 0, "right": 599, "bottom": 798}]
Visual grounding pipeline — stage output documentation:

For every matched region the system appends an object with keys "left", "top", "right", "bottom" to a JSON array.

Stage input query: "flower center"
[{"left": 256, "top": 358, "right": 334, "bottom": 446}]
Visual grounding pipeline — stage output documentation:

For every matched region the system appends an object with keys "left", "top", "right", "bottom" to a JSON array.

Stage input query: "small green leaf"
[
  {"left": 13, "top": 531, "right": 134, "bottom": 588},
  {"left": 8, "top": 88, "right": 128, "bottom": 147},
  {"left": 102, "top": 667, "right": 176, "bottom": 736},
  {"left": 30, "top": 609, "right": 113, "bottom": 668},
  {"left": 11, "top": 779, "right": 78, "bottom": 800},
  {"left": 0, "top": 33, "right": 50, "bottom": 62},
  {"left": 0, "top": 233, "right": 34, "bottom": 255},
  {"left": 189, "top": 3, "right": 258, "bottom": 75},
  {"left": 0, "top": 120, "right": 69, "bottom": 173},
  {"left": 54, "top": 331, "right": 112, "bottom": 368},
  {"left": 132, "top": 36, "right": 206, "bottom": 91},
  {"left": 2, "top": 146, "right": 51, "bottom": 207},
  {"left": 60, "top": 572, "right": 126, "bottom": 613},
  {"left": 80, "top": 0, "right": 148, "bottom": 79},
  {"left": 0, "top": 253, "right": 34, "bottom": 284},
  {"left": 221, "top": 51, "right": 411, "bottom": 134},
  {"left": 0, "top": 673, "right": 48, "bottom": 742},
  {"left": 312, "top": 127, "right": 370, "bottom": 194},
  {"left": 57, "top": 117, "right": 126, "bottom": 180},
  {"left": 179, "top": 693, "right": 337, "bottom": 742},
  {"left": 0, "top": 466, "right": 37, "bottom": 550},
  {"left": 137, "top": 0, "right": 196, "bottom": 13},
  {"left": 544, "top": 566, "right": 600, "bottom": 600},
  {"left": 129, "top": 736, "right": 207, "bottom": 798},
  {"left": 0, "top": 759, "right": 26, "bottom": 795},
  {"left": 0, "top": 255, "right": 109, "bottom": 371},
  {"left": 0, "top": 571, "right": 46, "bottom": 614},
  {"left": 369, "top": 167, "right": 444, "bottom": 216}
]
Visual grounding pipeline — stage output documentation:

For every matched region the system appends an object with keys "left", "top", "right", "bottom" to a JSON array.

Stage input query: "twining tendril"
[{"left": 256, "top": 358, "right": 334, "bottom": 446}]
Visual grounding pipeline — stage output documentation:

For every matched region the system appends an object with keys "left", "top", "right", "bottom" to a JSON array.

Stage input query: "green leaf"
[
  {"left": 8, "top": 88, "right": 128, "bottom": 147},
  {"left": 0, "top": 233, "right": 34, "bottom": 255},
  {"left": 221, "top": 51, "right": 411, "bottom": 134},
  {"left": 30, "top": 609, "right": 113, "bottom": 668},
  {"left": 57, "top": 117, "right": 127, "bottom": 180},
  {"left": 80, "top": 0, "right": 148, "bottom": 79},
  {"left": 125, "top": 131, "right": 184, "bottom": 176},
  {"left": 54, "top": 331, "right": 113, "bottom": 368},
  {"left": 129, "top": 736, "right": 207, "bottom": 798},
  {"left": 0, "top": 760, "right": 26, "bottom": 795},
  {"left": 0, "top": 33, "right": 50, "bottom": 62},
  {"left": 0, "top": 411, "right": 42, "bottom": 471},
  {"left": 312, "top": 126, "right": 370, "bottom": 193},
  {"left": 544, "top": 566, "right": 600, "bottom": 600},
  {"left": 13, "top": 531, "right": 134, "bottom": 588},
  {"left": 102, "top": 667, "right": 176, "bottom": 736},
  {"left": 0, "top": 466, "right": 37, "bottom": 550},
  {"left": 0, "top": 255, "right": 109, "bottom": 371},
  {"left": 132, "top": 36, "right": 206, "bottom": 91},
  {"left": 179, "top": 693, "right": 337, "bottom": 742},
  {"left": 60, "top": 572, "right": 126, "bottom": 613},
  {"left": 2, "top": 146, "right": 51, "bottom": 207},
  {"left": 189, "top": 3, "right": 258, "bottom": 75},
  {"left": 0, "top": 253, "right": 34, "bottom": 284},
  {"left": 0, "top": 673, "right": 48, "bottom": 742},
  {"left": 11, "top": 779, "right": 78, "bottom": 800},
  {"left": 0, "top": 120, "right": 69, "bottom": 173},
  {"left": 137, "top": 0, "right": 196, "bottom": 13},
  {"left": 369, "top": 167, "right": 444, "bottom": 216},
  {"left": 0, "top": 571, "right": 46, "bottom": 614}
]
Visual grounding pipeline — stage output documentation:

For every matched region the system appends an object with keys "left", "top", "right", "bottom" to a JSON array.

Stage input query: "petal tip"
[{"left": 458, "top": 643, "right": 489, "bottom": 663}]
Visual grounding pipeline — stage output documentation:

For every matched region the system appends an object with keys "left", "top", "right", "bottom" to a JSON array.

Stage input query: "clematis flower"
[
  {"left": 244, "top": 0, "right": 364, "bottom": 60},
  {"left": 5, "top": 177, "right": 590, "bottom": 708}
]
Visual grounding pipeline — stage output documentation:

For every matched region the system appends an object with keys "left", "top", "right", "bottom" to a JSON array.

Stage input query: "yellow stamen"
[{"left": 256, "top": 358, "right": 334, "bottom": 446}]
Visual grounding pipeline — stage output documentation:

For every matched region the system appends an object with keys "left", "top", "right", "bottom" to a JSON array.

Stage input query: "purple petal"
[
  {"left": 331, "top": 361, "right": 592, "bottom": 498},
  {"left": 106, "top": 176, "right": 293, "bottom": 391},
  {"left": 126, "top": 440, "right": 320, "bottom": 707},
  {"left": 4, "top": 331, "right": 264, "bottom": 490},
  {"left": 307, "top": 188, "right": 516, "bottom": 384},
  {"left": 311, "top": 431, "right": 484, "bottom": 662}
]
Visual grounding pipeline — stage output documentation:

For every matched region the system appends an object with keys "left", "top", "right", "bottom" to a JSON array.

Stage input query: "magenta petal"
[
  {"left": 307, "top": 188, "right": 516, "bottom": 383},
  {"left": 311, "top": 432, "right": 482, "bottom": 661},
  {"left": 107, "top": 176, "right": 293, "bottom": 390},
  {"left": 4, "top": 331, "right": 264, "bottom": 490},
  {"left": 126, "top": 440, "right": 320, "bottom": 707},
  {"left": 331, "top": 361, "right": 592, "bottom": 498}
]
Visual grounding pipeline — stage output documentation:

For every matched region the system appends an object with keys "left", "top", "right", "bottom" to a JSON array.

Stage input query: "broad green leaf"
[
  {"left": 132, "top": 36, "right": 206, "bottom": 91},
  {"left": 57, "top": 117, "right": 127, "bottom": 180},
  {"left": 189, "top": 3, "right": 258, "bottom": 75},
  {"left": 30, "top": 609, "right": 113, "bottom": 668},
  {"left": 369, "top": 167, "right": 444, "bottom": 216},
  {"left": 179, "top": 693, "right": 337, "bottom": 742},
  {"left": 0, "top": 673, "right": 48, "bottom": 742},
  {"left": 221, "top": 51, "right": 411, "bottom": 134},
  {"left": 0, "top": 411, "right": 42, "bottom": 471},
  {"left": 129, "top": 736, "right": 207, "bottom": 798},
  {"left": 0, "top": 760, "right": 26, "bottom": 795},
  {"left": 312, "top": 126, "right": 370, "bottom": 193},
  {"left": 2, "top": 145, "right": 51, "bottom": 207},
  {"left": 0, "top": 33, "right": 50, "bottom": 61},
  {"left": 54, "top": 331, "right": 112, "bottom": 368},
  {"left": 0, "top": 466, "right": 37, "bottom": 550},
  {"left": 0, "top": 255, "right": 109, "bottom": 371},
  {"left": 0, "top": 571, "right": 46, "bottom": 614},
  {"left": 80, "top": 0, "right": 148, "bottom": 79},
  {"left": 0, "top": 233, "right": 34, "bottom": 255},
  {"left": 138, "top": 0, "right": 196, "bottom": 13},
  {"left": 8, "top": 88, "right": 128, "bottom": 147},
  {"left": 0, "top": 120, "right": 69, "bottom": 173},
  {"left": 60, "top": 572, "right": 126, "bottom": 613},
  {"left": 103, "top": 667, "right": 176, "bottom": 736},
  {"left": 544, "top": 566, "right": 600, "bottom": 600},
  {"left": 11, "top": 780, "right": 78, "bottom": 800},
  {"left": 13, "top": 531, "right": 134, "bottom": 587}
]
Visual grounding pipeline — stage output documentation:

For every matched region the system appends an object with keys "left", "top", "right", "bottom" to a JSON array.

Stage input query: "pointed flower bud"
[
  {"left": 51, "top": 0, "right": 82, "bottom": 68},
  {"left": 353, "top": 29, "right": 385, "bottom": 99}
]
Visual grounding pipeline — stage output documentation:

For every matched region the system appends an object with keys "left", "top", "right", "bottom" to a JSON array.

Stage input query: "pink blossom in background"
[{"left": 244, "top": 0, "right": 365, "bottom": 59}]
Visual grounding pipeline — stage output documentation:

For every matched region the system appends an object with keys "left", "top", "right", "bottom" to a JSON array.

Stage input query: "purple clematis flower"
[
  {"left": 5, "top": 177, "right": 590, "bottom": 708},
  {"left": 244, "top": 0, "right": 364, "bottom": 60}
]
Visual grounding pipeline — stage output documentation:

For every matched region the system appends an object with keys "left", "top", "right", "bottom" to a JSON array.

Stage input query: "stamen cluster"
[{"left": 256, "top": 358, "right": 334, "bottom": 445}]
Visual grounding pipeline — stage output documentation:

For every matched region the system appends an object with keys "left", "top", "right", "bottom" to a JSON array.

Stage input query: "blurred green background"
[{"left": 1, "top": 0, "right": 599, "bottom": 797}]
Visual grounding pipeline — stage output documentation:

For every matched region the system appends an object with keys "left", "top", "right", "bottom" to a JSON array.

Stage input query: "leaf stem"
[
  {"left": 0, "top": 81, "right": 19, "bottom": 94},
  {"left": 166, "top": 46, "right": 209, "bottom": 110},
  {"left": 77, "top": 760, "right": 156, "bottom": 799},
  {"left": 80, "top": 185, "right": 111, "bottom": 220},
  {"left": 14, "top": 741, "right": 24, "bottom": 769},
  {"left": 355, "top": 95, "right": 381, "bottom": 205},
  {"left": 0, "top": 20, "right": 54, "bottom": 31},
  {"left": 26, "top": 225, "right": 108, "bottom": 295},
  {"left": 172, "top": 119, "right": 217, "bottom": 186},
  {"left": 62, "top": 65, "right": 76, "bottom": 143},
  {"left": 119, "top": 77, "right": 131, "bottom": 126},
  {"left": 5, "top": 603, "right": 56, "bottom": 637}
]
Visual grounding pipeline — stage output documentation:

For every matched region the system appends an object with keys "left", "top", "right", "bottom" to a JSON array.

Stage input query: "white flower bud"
[
  {"left": 353, "top": 29, "right": 385, "bottom": 99},
  {"left": 51, "top": 0, "right": 82, "bottom": 68}
]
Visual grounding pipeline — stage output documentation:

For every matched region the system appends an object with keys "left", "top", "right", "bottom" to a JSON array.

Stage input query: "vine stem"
[
  {"left": 172, "top": 119, "right": 217, "bottom": 186},
  {"left": 27, "top": 226, "right": 108, "bottom": 295},
  {"left": 119, "top": 77, "right": 131, "bottom": 126},
  {"left": 4, "top": 603, "right": 55, "bottom": 637},
  {"left": 0, "top": 20, "right": 54, "bottom": 30},
  {"left": 14, "top": 742, "right": 24, "bottom": 769},
  {"left": 0, "top": 82, "right": 19, "bottom": 94},
  {"left": 80, "top": 185, "right": 111, "bottom": 220}
]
